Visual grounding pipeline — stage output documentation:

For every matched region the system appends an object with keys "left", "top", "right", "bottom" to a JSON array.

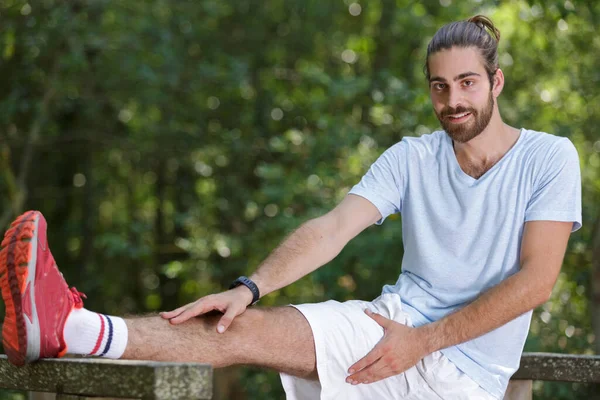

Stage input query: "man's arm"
[
  {"left": 419, "top": 220, "right": 572, "bottom": 353},
  {"left": 250, "top": 194, "right": 381, "bottom": 298},
  {"left": 161, "top": 194, "right": 381, "bottom": 329},
  {"left": 347, "top": 220, "right": 573, "bottom": 384}
]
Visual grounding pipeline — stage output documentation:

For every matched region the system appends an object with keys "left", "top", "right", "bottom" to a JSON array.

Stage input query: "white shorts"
[{"left": 280, "top": 293, "right": 497, "bottom": 400}]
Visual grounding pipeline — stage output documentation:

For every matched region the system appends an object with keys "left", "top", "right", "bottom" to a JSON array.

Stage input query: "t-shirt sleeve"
[
  {"left": 348, "top": 141, "right": 407, "bottom": 225},
  {"left": 524, "top": 138, "right": 582, "bottom": 232}
]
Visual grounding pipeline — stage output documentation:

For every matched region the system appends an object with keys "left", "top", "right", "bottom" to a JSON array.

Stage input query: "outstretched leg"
[
  {"left": 122, "top": 307, "right": 316, "bottom": 378},
  {"left": 0, "top": 211, "right": 317, "bottom": 379}
]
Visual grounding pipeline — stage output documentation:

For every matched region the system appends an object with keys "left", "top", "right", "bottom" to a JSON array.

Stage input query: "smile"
[{"left": 447, "top": 112, "right": 472, "bottom": 123}]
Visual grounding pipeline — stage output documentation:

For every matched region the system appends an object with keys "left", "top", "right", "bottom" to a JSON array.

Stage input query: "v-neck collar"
[{"left": 445, "top": 128, "right": 524, "bottom": 186}]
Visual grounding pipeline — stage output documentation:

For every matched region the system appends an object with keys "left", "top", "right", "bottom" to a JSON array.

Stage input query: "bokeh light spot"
[
  {"left": 341, "top": 49, "right": 358, "bottom": 64},
  {"left": 349, "top": 3, "right": 362, "bottom": 16}
]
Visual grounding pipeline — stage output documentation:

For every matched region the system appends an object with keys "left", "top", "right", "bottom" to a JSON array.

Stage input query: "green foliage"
[
  {"left": 0, "top": 0, "right": 599, "bottom": 398},
  {"left": 0, "top": 391, "right": 24, "bottom": 400}
]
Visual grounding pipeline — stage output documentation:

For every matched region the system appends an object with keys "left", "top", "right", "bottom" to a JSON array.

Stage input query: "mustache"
[{"left": 440, "top": 106, "right": 476, "bottom": 118}]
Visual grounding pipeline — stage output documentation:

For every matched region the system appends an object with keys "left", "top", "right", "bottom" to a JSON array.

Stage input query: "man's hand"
[
  {"left": 346, "top": 310, "right": 429, "bottom": 385},
  {"left": 159, "top": 286, "right": 254, "bottom": 333}
]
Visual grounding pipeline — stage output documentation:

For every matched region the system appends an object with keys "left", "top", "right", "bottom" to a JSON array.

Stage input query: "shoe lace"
[{"left": 69, "top": 287, "right": 87, "bottom": 309}]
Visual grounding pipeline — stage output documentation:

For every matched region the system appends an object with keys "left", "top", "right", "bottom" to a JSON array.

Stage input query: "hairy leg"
[{"left": 122, "top": 306, "right": 317, "bottom": 379}]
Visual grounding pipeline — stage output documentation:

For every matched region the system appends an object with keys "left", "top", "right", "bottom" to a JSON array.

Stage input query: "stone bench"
[
  {"left": 1, "top": 353, "right": 599, "bottom": 399},
  {"left": 505, "top": 352, "right": 600, "bottom": 400},
  {"left": 0, "top": 355, "right": 212, "bottom": 399}
]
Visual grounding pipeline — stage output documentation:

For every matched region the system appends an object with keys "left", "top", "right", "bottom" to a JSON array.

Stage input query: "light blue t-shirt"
[{"left": 349, "top": 128, "right": 582, "bottom": 399}]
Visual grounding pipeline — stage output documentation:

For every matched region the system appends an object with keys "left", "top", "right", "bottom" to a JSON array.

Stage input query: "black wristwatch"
[{"left": 229, "top": 276, "right": 260, "bottom": 306}]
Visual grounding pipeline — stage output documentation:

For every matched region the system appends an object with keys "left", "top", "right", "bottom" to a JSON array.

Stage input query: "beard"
[{"left": 436, "top": 91, "right": 494, "bottom": 144}]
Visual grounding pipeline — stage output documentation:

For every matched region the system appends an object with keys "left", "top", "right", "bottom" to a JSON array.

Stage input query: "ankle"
[{"left": 63, "top": 308, "right": 128, "bottom": 359}]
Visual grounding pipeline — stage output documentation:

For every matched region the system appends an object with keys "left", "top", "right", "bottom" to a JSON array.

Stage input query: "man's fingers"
[
  {"left": 347, "top": 358, "right": 389, "bottom": 384},
  {"left": 348, "top": 343, "right": 384, "bottom": 374},
  {"left": 216, "top": 306, "right": 239, "bottom": 333},
  {"left": 167, "top": 307, "right": 194, "bottom": 325},
  {"left": 161, "top": 291, "right": 251, "bottom": 327},
  {"left": 365, "top": 309, "right": 390, "bottom": 328},
  {"left": 346, "top": 358, "right": 386, "bottom": 385},
  {"left": 169, "top": 302, "right": 211, "bottom": 325},
  {"left": 160, "top": 306, "right": 186, "bottom": 319}
]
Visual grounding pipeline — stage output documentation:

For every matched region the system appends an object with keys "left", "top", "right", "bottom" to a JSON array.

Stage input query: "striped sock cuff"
[
  {"left": 64, "top": 308, "right": 127, "bottom": 359},
  {"left": 88, "top": 314, "right": 115, "bottom": 357},
  {"left": 98, "top": 314, "right": 114, "bottom": 357},
  {"left": 89, "top": 313, "right": 106, "bottom": 355}
]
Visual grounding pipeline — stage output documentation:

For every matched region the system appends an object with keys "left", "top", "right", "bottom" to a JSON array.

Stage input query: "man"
[{"left": 0, "top": 15, "right": 581, "bottom": 400}]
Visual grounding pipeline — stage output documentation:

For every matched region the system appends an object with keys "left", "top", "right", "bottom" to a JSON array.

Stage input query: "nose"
[{"left": 447, "top": 88, "right": 464, "bottom": 110}]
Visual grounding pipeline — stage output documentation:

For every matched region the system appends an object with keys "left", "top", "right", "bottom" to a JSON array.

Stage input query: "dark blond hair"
[{"left": 424, "top": 15, "right": 501, "bottom": 87}]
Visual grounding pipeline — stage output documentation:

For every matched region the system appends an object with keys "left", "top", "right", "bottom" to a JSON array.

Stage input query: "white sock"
[{"left": 63, "top": 308, "right": 128, "bottom": 359}]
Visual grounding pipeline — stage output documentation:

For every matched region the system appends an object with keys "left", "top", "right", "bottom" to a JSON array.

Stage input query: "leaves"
[{"left": 0, "top": 0, "right": 599, "bottom": 399}]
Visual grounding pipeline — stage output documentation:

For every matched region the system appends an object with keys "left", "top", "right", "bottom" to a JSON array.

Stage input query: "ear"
[{"left": 492, "top": 68, "right": 505, "bottom": 98}]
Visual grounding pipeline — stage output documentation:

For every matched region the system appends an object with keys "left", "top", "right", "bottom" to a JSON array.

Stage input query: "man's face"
[{"left": 428, "top": 47, "right": 496, "bottom": 143}]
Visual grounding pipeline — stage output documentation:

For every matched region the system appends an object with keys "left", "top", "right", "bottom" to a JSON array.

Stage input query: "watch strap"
[{"left": 229, "top": 276, "right": 260, "bottom": 306}]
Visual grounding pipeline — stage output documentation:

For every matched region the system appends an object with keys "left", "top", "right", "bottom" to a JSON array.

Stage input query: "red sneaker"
[{"left": 0, "top": 210, "right": 86, "bottom": 366}]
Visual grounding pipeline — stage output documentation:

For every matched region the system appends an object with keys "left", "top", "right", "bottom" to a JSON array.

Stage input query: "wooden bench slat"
[
  {"left": 0, "top": 355, "right": 212, "bottom": 400},
  {"left": 514, "top": 352, "right": 600, "bottom": 383},
  {"left": 2, "top": 352, "right": 599, "bottom": 400}
]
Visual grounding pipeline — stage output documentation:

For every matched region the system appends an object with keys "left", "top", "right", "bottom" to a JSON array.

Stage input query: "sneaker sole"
[{"left": 0, "top": 211, "right": 41, "bottom": 366}]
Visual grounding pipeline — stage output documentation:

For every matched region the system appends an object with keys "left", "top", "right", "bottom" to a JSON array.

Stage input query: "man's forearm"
[
  {"left": 419, "top": 265, "right": 553, "bottom": 354},
  {"left": 249, "top": 216, "right": 345, "bottom": 297}
]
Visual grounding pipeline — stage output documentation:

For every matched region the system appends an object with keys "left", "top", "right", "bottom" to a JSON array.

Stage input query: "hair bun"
[{"left": 468, "top": 15, "right": 501, "bottom": 43}]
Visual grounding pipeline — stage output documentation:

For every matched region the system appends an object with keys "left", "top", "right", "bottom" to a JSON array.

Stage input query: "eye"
[
  {"left": 432, "top": 83, "right": 446, "bottom": 90},
  {"left": 463, "top": 80, "right": 474, "bottom": 87}
]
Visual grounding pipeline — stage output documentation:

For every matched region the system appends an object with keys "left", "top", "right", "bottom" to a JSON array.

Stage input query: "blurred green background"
[{"left": 1, "top": 0, "right": 599, "bottom": 398}]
